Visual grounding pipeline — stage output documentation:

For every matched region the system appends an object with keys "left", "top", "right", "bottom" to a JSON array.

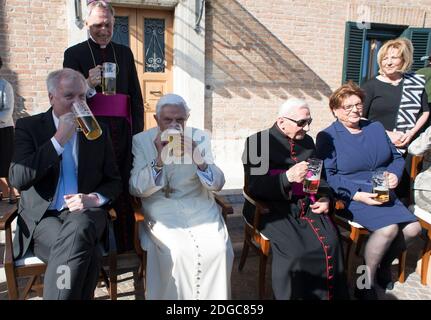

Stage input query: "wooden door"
[{"left": 113, "top": 7, "right": 173, "bottom": 130}]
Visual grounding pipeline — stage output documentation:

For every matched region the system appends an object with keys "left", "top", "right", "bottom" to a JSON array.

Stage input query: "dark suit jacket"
[{"left": 9, "top": 109, "right": 122, "bottom": 258}]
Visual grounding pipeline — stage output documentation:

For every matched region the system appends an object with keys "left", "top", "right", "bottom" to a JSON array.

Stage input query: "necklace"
[
  {"left": 379, "top": 74, "right": 402, "bottom": 86},
  {"left": 87, "top": 40, "right": 120, "bottom": 74}
]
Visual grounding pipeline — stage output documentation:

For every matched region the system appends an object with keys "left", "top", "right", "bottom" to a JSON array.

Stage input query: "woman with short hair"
[{"left": 317, "top": 82, "right": 421, "bottom": 299}]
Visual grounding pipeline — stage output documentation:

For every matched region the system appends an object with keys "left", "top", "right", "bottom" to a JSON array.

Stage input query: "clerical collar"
[{"left": 88, "top": 35, "right": 108, "bottom": 49}]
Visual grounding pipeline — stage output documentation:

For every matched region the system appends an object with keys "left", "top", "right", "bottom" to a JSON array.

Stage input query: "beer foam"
[{"left": 373, "top": 186, "right": 389, "bottom": 191}]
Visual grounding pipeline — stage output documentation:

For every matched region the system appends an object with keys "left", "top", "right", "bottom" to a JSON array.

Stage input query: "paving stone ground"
[{"left": 1, "top": 194, "right": 431, "bottom": 300}]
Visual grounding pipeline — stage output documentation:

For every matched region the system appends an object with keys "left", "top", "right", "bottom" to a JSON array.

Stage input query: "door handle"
[{"left": 150, "top": 90, "right": 163, "bottom": 96}]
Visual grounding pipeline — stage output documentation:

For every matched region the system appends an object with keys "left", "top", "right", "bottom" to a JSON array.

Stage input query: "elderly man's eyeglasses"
[
  {"left": 283, "top": 117, "right": 313, "bottom": 127},
  {"left": 341, "top": 102, "right": 363, "bottom": 112}
]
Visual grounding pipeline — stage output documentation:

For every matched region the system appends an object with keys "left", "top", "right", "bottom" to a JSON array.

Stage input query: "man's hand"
[
  {"left": 353, "top": 191, "right": 382, "bottom": 206},
  {"left": 64, "top": 193, "right": 100, "bottom": 212},
  {"left": 286, "top": 161, "right": 308, "bottom": 183},
  {"left": 54, "top": 112, "right": 77, "bottom": 146},
  {"left": 154, "top": 131, "right": 167, "bottom": 167},
  {"left": 310, "top": 197, "right": 330, "bottom": 214},
  {"left": 87, "top": 65, "right": 102, "bottom": 89}
]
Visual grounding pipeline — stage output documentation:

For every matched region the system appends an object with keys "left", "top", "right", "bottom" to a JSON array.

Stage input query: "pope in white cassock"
[{"left": 129, "top": 93, "right": 234, "bottom": 299}]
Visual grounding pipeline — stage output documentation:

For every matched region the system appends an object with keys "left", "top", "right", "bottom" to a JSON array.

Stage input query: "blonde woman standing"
[{"left": 362, "top": 38, "right": 430, "bottom": 202}]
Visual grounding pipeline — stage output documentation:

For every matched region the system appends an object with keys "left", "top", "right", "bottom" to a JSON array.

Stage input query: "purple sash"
[{"left": 87, "top": 93, "right": 132, "bottom": 127}]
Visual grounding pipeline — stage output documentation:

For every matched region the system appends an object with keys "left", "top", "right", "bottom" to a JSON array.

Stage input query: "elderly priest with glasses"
[{"left": 242, "top": 98, "right": 349, "bottom": 300}]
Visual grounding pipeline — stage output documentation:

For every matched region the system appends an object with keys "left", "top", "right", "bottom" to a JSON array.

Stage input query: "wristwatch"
[{"left": 151, "top": 159, "right": 163, "bottom": 172}]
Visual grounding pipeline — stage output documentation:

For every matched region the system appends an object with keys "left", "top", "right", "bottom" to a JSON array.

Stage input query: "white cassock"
[{"left": 129, "top": 127, "right": 234, "bottom": 300}]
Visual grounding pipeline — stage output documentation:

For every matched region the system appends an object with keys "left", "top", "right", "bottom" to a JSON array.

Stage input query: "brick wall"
[
  {"left": 205, "top": 0, "right": 431, "bottom": 188},
  {"left": 0, "top": 0, "right": 67, "bottom": 117},
  {"left": 205, "top": 0, "right": 431, "bottom": 140}
]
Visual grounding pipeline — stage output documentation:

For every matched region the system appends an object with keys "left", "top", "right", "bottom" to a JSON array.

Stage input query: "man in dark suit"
[{"left": 9, "top": 68, "right": 122, "bottom": 299}]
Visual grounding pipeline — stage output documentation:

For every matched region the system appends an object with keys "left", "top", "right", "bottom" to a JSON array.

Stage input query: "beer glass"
[
  {"left": 102, "top": 62, "right": 116, "bottom": 95},
  {"left": 161, "top": 124, "right": 183, "bottom": 157},
  {"left": 71, "top": 101, "right": 102, "bottom": 140},
  {"left": 303, "top": 158, "right": 323, "bottom": 194},
  {"left": 372, "top": 170, "right": 390, "bottom": 203}
]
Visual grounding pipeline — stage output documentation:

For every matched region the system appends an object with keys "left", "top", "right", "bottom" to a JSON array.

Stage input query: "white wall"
[
  {"left": 66, "top": 0, "right": 88, "bottom": 47},
  {"left": 173, "top": 0, "right": 205, "bottom": 130}
]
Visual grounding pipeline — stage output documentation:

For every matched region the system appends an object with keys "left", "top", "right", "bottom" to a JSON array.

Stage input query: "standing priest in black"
[
  {"left": 242, "top": 98, "right": 349, "bottom": 300},
  {"left": 63, "top": 0, "right": 144, "bottom": 252},
  {"left": 9, "top": 68, "right": 122, "bottom": 299}
]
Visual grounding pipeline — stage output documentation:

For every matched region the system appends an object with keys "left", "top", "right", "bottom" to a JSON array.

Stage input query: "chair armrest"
[
  {"left": 0, "top": 205, "right": 18, "bottom": 231},
  {"left": 411, "top": 155, "right": 424, "bottom": 181},
  {"left": 242, "top": 188, "right": 271, "bottom": 232},
  {"left": 108, "top": 208, "right": 117, "bottom": 221},
  {"left": 134, "top": 211, "right": 145, "bottom": 222},
  {"left": 214, "top": 194, "right": 233, "bottom": 214},
  {"left": 213, "top": 193, "right": 233, "bottom": 222},
  {"left": 334, "top": 199, "right": 345, "bottom": 211},
  {"left": 409, "top": 155, "right": 424, "bottom": 205},
  {"left": 0, "top": 207, "right": 18, "bottom": 269},
  {"left": 242, "top": 189, "right": 270, "bottom": 214},
  {"left": 131, "top": 196, "right": 145, "bottom": 222}
]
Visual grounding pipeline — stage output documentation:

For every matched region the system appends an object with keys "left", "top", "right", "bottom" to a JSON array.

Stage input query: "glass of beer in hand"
[
  {"left": 72, "top": 101, "right": 102, "bottom": 140},
  {"left": 161, "top": 124, "right": 183, "bottom": 157},
  {"left": 303, "top": 158, "right": 323, "bottom": 194},
  {"left": 102, "top": 62, "right": 116, "bottom": 95},
  {"left": 372, "top": 170, "right": 390, "bottom": 203}
]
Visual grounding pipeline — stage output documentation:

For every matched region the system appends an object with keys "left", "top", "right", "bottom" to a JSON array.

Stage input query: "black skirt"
[{"left": 0, "top": 126, "right": 14, "bottom": 177}]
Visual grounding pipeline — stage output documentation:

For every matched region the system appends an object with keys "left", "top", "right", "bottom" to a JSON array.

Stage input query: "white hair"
[
  {"left": 46, "top": 68, "right": 86, "bottom": 95},
  {"left": 156, "top": 93, "right": 191, "bottom": 117},
  {"left": 278, "top": 98, "right": 309, "bottom": 117},
  {"left": 87, "top": 1, "right": 115, "bottom": 20}
]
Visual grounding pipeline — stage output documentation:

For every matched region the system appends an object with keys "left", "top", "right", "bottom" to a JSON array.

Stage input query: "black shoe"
[
  {"left": 354, "top": 286, "right": 378, "bottom": 300},
  {"left": 376, "top": 266, "right": 394, "bottom": 290}
]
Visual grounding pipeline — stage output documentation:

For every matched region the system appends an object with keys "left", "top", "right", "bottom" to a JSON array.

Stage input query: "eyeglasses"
[
  {"left": 341, "top": 102, "right": 363, "bottom": 113},
  {"left": 283, "top": 117, "right": 313, "bottom": 127}
]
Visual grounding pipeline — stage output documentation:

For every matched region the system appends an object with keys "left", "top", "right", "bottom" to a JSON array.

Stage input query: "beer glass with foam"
[
  {"left": 372, "top": 170, "right": 390, "bottom": 203},
  {"left": 102, "top": 62, "right": 116, "bottom": 95},
  {"left": 161, "top": 124, "right": 183, "bottom": 158},
  {"left": 303, "top": 158, "right": 323, "bottom": 194},
  {"left": 71, "top": 101, "right": 102, "bottom": 140}
]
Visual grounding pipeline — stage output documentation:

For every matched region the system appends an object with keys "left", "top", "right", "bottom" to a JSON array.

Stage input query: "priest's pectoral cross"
[{"left": 162, "top": 180, "right": 175, "bottom": 198}]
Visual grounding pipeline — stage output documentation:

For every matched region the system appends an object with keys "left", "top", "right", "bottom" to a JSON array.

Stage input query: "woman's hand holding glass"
[
  {"left": 385, "top": 172, "right": 399, "bottom": 189},
  {"left": 353, "top": 191, "right": 383, "bottom": 206}
]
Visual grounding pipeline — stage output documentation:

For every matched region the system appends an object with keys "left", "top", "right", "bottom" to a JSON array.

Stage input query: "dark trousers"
[{"left": 32, "top": 208, "right": 108, "bottom": 300}]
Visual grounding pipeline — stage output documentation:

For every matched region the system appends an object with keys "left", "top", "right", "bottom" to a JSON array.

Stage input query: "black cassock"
[
  {"left": 64, "top": 39, "right": 144, "bottom": 252},
  {"left": 242, "top": 124, "right": 349, "bottom": 300}
]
